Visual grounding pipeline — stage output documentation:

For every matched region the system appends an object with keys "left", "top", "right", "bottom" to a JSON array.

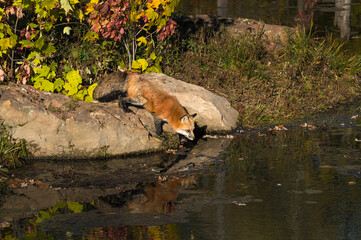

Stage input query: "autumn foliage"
[
  {"left": 0, "top": 0, "right": 179, "bottom": 101},
  {"left": 88, "top": 0, "right": 178, "bottom": 70}
]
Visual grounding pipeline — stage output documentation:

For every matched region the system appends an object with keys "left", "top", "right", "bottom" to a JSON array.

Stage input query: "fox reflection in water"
[{"left": 127, "top": 176, "right": 196, "bottom": 213}]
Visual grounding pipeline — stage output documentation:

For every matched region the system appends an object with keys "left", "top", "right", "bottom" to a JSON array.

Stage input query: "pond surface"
[
  {"left": 177, "top": 0, "right": 361, "bottom": 54},
  {"left": 1, "top": 105, "right": 361, "bottom": 239}
]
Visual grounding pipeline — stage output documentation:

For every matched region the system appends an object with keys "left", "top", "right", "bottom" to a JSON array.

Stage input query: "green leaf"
[
  {"left": 159, "top": 18, "right": 166, "bottom": 28},
  {"left": 34, "top": 37, "right": 45, "bottom": 50},
  {"left": 84, "top": 83, "right": 98, "bottom": 102},
  {"left": 28, "top": 23, "right": 38, "bottom": 29},
  {"left": 85, "top": 95, "right": 93, "bottom": 102},
  {"left": 43, "top": 0, "right": 58, "bottom": 10},
  {"left": 60, "top": 0, "right": 73, "bottom": 15},
  {"left": 36, "top": 210, "right": 51, "bottom": 224},
  {"left": 27, "top": 51, "right": 39, "bottom": 59},
  {"left": 83, "top": 31, "right": 99, "bottom": 42},
  {"left": 42, "top": 44, "right": 56, "bottom": 56},
  {"left": 64, "top": 70, "right": 82, "bottom": 96},
  {"left": 0, "top": 38, "right": 11, "bottom": 51},
  {"left": 42, "top": 79, "right": 55, "bottom": 92},
  {"left": 67, "top": 201, "right": 84, "bottom": 213},
  {"left": 63, "top": 26, "right": 71, "bottom": 35},
  {"left": 145, "top": 65, "right": 162, "bottom": 73},
  {"left": 150, "top": 52, "right": 157, "bottom": 60},
  {"left": 74, "top": 89, "right": 87, "bottom": 101},
  {"left": 145, "top": 8, "right": 158, "bottom": 21},
  {"left": 34, "top": 65, "right": 51, "bottom": 77},
  {"left": 28, "top": 52, "right": 43, "bottom": 65},
  {"left": 63, "top": 82, "right": 78, "bottom": 96},
  {"left": 54, "top": 78, "right": 65, "bottom": 92},
  {"left": 9, "top": 34, "right": 17, "bottom": 46},
  {"left": 66, "top": 70, "right": 82, "bottom": 84},
  {"left": 87, "top": 83, "right": 98, "bottom": 98},
  {"left": 33, "top": 77, "right": 44, "bottom": 90},
  {"left": 43, "top": 22, "right": 54, "bottom": 32},
  {"left": 19, "top": 40, "right": 34, "bottom": 48}
]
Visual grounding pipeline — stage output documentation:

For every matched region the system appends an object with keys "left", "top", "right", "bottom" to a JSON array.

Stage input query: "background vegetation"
[
  {"left": 0, "top": 0, "right": 179, "bottom": 101},
  {"left": 160, "top": 25, "right": 361, "bottom": 127}
]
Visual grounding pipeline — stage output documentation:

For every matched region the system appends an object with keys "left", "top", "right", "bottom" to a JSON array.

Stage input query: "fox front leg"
[
  {"left": 154, "top": 117, "right": 165, "bottom": 136},
  {"left": 118, "top": 96, "right": 131, "bottom": 112}
]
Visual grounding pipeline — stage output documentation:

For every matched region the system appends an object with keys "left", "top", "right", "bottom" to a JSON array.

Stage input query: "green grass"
[
  {"left": 159, "top": 25, "right": 361, "bottom": 127},
  {"left": 0, "top": 121, "right": 28, "bottom": 178}
]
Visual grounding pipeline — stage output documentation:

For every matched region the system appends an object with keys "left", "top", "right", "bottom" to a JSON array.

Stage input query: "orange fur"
[
  {"left": 94, "top": 72, "right": 196, "bottom": 140},
  {"left": 125, "top": 75, "right": 196, "bottom": 140}
]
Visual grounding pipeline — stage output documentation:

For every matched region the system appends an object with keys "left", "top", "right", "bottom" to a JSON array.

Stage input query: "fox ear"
[{"left": 190, "top": 113, "right": 197, "bottom": 118}]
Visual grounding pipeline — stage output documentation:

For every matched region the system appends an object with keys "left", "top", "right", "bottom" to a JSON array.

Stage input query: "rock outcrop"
[
  {"left": 0, "top": 73, "right": 238, "bottom": 158},
  {"left": 143, "top": 73, "right": 239, "bottom": 131}
]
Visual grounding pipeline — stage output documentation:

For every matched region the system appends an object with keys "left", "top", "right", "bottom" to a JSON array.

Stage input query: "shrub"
[{"left": 0, "top": 0, "right": 179, "bottom": 100}]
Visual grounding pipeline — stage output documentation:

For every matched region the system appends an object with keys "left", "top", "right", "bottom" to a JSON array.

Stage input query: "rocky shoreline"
[{"left": 0, "top": 73, "right": 238, "bottom": 158}]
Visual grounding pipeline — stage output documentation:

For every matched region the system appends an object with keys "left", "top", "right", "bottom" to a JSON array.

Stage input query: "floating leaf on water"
[
  {"left": 301, "top": 123, "right": 308, "bottom": 127},
  {"left": 269, "top": 125, "right": 288, "bottom": 131},
  {"left": 301, "top": 122, "right": 316, "bottom": 130},
  {"left": 319, "top": 165, "right": 333, "bottom": 169},
  {"left": 258, "top": 132, "right": 266, "bottom": 137}
]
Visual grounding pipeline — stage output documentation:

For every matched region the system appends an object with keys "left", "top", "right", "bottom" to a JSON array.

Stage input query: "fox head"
[{"left": 176, "top": 113, "right": 197, "bottom": 140}]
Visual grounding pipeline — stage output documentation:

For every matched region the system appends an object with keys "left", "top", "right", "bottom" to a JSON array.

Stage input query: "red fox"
[{"left": 93, "top": 72, "right": 197, "bottom": 140}]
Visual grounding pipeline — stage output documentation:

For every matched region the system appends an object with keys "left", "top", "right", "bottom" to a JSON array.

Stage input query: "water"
[
  {"left": 1, "top": 107, "right": 361, "bottom": 239},
  {"left": 177, "top": 0, "right": 361, "bottom": 54}
]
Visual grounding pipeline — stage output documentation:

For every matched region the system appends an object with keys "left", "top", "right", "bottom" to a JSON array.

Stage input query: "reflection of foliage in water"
[
  {"left": 1, "top": 193, "right": 182, "bottom": 239},
  {"left": 85, "top": 224, "right": 180, "bottom": 240},
  {"left": 0, "top": 200, "right": 95, "bottom": 239}
]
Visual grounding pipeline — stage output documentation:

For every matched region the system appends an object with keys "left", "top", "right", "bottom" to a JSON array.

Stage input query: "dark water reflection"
[
  {"left": 1, "top": 112, "right": 361, "bottom": 239},
  {"left": 192, "top": 125, "right": 361, "bottom": 239},
  {"left": 177, "top": 0, "right": 361, "bottom": 54}
]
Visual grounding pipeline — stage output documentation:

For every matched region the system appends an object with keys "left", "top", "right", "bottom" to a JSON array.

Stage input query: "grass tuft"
[{"left": 0, "top": 121, "right": 28, "bottom": 177}]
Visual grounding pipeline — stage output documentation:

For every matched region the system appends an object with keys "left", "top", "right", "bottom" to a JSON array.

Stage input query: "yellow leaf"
[
  {"left": 135, "top": 11, "right": 144, "bottom": 21},
  {"left": 132, "top": 60, "right": 141, "bottom": 69},
  {"left": 137, "top": 36, "right": 147, "bottom": 46},
  {"left": 137, "top": 59, "right": 148, "bottom": 71},
  {"left": 78, "top": 9, "right": 84, "bottom": 21},
  {"left": 85, "top": 0, "right": 99, "bottom": 15},
  {"left": 149, "top": 0, "right": 161, "bottom": 8}
]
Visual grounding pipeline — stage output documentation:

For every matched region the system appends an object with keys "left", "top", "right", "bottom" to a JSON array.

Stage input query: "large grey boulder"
[
  {"left": 0, "top": 74, "right": 238, "bottom": 158},
  {"left": 0, "top": 84, "right": 160, "bottom": 158},
  {"left": 143, "top": 73, "right": 239, "bottom": 131}
]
